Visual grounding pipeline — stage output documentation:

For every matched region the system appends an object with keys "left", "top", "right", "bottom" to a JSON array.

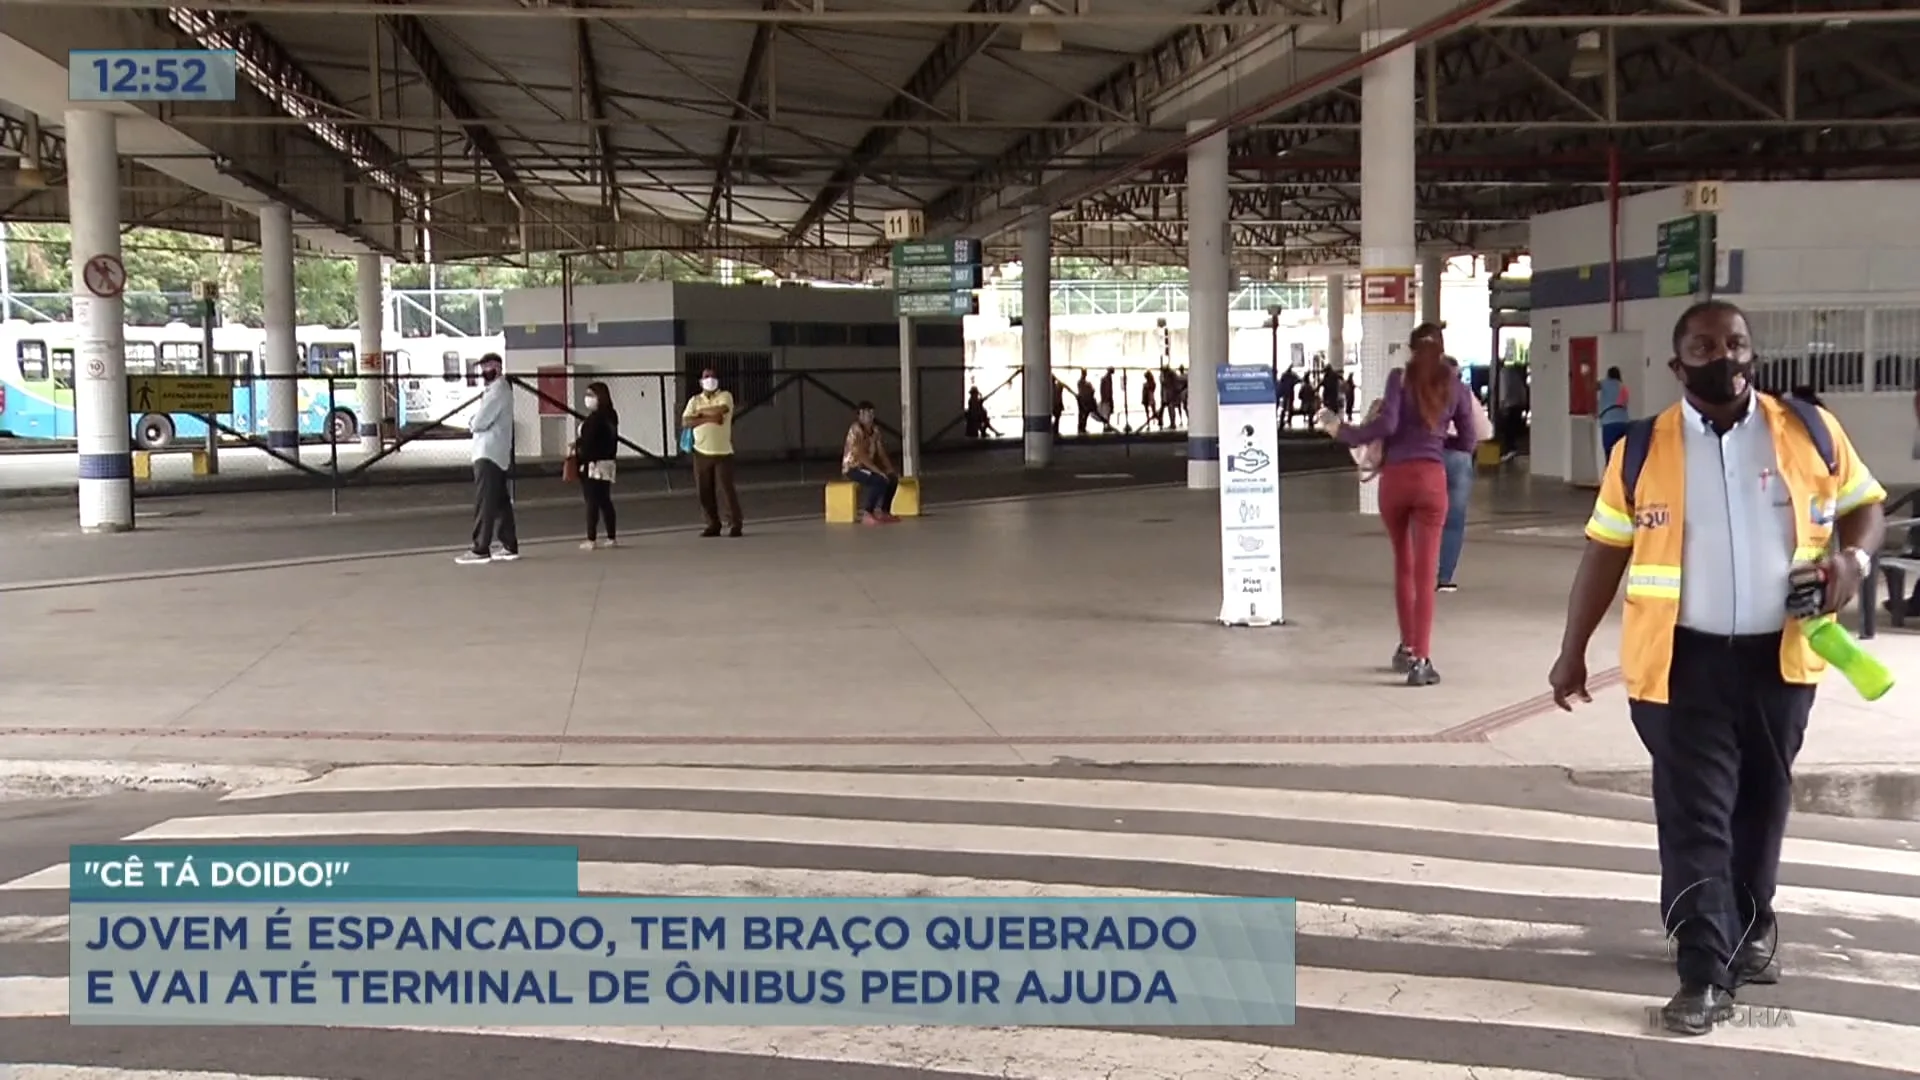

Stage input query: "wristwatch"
[{"left": 1845, "top": 547, "right": 1872, "bottom": 578}]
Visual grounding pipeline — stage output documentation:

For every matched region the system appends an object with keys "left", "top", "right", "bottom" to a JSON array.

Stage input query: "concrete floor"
[
  {"left": 3, "top": 764, "right": 1917, "bottom": 1079},
  {"left": 4, "top": 463, "right": 1919, "bottom": 773}
]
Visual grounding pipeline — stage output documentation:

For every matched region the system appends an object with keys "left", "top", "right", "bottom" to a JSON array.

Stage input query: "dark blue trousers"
[{"left": 847, "top": 468, "right": 897, "bottom": 515}]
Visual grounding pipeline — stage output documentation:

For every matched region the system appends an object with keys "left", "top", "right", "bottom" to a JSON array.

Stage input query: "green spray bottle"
[
  {"left": 1790, "top": 562, "right": 1895, "bottom": 701},
  {"left": 1802, "top": 616, "right": 1895, "bottom": 701}
]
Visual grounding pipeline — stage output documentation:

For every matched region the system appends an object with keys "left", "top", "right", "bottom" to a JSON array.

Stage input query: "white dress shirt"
[{"left": 1676, "top": 395, "right": 1799, "bottom": 635}]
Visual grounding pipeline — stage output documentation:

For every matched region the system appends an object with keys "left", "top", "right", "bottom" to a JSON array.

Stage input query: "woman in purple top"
[{"left": 1318, "top": 323, "right": 1479, "bottom": 685}]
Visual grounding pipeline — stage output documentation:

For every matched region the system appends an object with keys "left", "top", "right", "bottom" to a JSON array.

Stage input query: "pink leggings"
[{"left": 1379, "top": 461, "right": 1448, "bottom": 658}]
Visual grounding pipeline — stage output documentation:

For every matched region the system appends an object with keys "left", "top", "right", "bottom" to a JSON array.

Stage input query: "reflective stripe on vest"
[{"left": 1625, "top": 564, "right": 1681, "bottom": 601}]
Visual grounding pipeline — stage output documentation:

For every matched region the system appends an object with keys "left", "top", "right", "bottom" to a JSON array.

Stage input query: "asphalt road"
[{"left": 2, "top": 763, "right": 1917, "bottom": 1079}]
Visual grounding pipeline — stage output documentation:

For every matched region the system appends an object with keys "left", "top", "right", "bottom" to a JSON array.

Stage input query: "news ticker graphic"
[
  {"left": 69, "top": 844, "right": 579, "bottom": 901},
  {"left": 69, "top": 844, "right": 1297, "bottom": 1027}
]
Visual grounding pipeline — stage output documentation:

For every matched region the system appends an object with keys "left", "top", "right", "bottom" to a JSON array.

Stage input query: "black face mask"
[{"left": 1676, "top": 357, "right": 1748, "bottom": 406}]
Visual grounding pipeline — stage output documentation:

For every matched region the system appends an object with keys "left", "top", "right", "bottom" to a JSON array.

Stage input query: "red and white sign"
[
  {"left": 1360, "top": 269, "right": 1414, "bottom": 313},
  {"left": 82, "top": 254, "right": 127, "bottom": 299}
]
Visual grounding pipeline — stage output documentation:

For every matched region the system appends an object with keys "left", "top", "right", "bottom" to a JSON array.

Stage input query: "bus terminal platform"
[{"left": 3, "top": 448, "right": 1918, "bottom": 808}]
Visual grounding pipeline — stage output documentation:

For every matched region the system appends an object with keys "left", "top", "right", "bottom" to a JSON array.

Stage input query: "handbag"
[
  {"left": 561, "top": 453, "right": 579, "bottom": 482},
  {"left": 1350, "top": 398, "right": 1386, "bottom": 481},
  {"left": 679, "top": 427, "right": 696, "bottom": 453},
  {"left": 1468, "top": 395, "right": 1495, "bottom": 443}
]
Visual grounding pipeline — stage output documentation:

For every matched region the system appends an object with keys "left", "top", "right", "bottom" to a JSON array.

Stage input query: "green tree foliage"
[{"left": 1, "top": 225, "right": 725, "bottom": 332}]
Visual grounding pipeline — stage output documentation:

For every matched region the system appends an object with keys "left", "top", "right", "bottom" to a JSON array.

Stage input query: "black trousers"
[
  {"left": 1629, "top": 628, "right": 1814, "bottom": 988},
  {"left": 470, "top": 458, "right": 518, "bottom": 555},
  {"left": 581, "top": 476, "right": 616, "bottom": 541}
]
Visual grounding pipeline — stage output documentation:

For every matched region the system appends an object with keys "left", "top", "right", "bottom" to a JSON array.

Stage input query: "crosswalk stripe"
[
  {"left": 17, "top": 863, "right": 1920, "bottom": 992},
  {"left": 0, "top": 1023, "right": 1600, "bottom": 1080},
  {"left": 0, "top": 915, "right": 66, "bottom": 943},
  {"left": 118, "top": 807, "right": 1920, "bottom": 922},
  {"left": 9, "top": 772, "right": 1920, "bottom": 1077},
  {"left": 5, "top": 964, "right": 1915, "bottom": 1073},
  {"left": 217, "top": 764, "right": 1920, "bottom": 877}
]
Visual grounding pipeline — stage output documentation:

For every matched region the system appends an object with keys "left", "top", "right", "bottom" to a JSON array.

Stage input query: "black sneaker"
[
  {"left": 728, "top": 525, "right": 743, "bottom": 537},
  {"left": 1437, "top": 581, "right": 1459, "bottom": 593},
  {"left": 1390, "top": 644, "right": 1414, "bottom": 674},
  {"left": 701, "top": 527, "right": 721, "bottom": 538},
  {"left": 1658, "top": 982, "right": 1735, "bottom": 1036},
  {"left": 1406, "top": 658, "right": 1441, "bottom": 686}
]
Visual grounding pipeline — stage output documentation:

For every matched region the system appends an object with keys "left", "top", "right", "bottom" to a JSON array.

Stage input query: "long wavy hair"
[{"left": 1403, "top": 325, "right": 1453, "bottom": 430}]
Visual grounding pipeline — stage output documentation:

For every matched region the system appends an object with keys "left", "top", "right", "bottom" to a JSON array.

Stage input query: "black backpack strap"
[
  {"left": 1777, "top": 395, "right": 1839, "bottom": 475},
  {"left": 1619, "top": 417, "right": 1657, "bottom": 510},
  {"left": 1620, "top": 398, "right": 1838, "bottom": 509}
]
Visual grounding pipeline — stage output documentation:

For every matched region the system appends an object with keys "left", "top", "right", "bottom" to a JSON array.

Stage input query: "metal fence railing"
[{"left": 4, "top": 363, "right": 1319, "bottom": 509}]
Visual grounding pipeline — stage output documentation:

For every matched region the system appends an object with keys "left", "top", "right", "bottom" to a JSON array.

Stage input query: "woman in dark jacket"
[{"left": 574, "top": 381, "right": 619, "bottom": 549}]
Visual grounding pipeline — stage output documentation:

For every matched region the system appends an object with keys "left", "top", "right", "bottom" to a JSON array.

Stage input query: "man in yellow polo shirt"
[
  {"left": 682, "top": 367, "right": 743, "bottom": 537},
  {"left": 1549, "top": 299, "right": 1885, "bottom": 1035}
]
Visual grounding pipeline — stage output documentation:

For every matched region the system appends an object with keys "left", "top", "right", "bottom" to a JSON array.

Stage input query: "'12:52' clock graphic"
[{"left": 68, "top": 50, "right": 239, "bottom": 103}]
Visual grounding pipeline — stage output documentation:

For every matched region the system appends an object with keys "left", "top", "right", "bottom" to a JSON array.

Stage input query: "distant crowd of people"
[
  {"left": 962, "top": 361, "right": 1376, "bottom": 440},
  {"left": 453, "top": 354, "right": 910, "bottom": 560}
]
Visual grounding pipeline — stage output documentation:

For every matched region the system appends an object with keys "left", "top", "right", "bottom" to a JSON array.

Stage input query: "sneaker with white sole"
[
  {"left": 580, "top": 541, "right": 597, "bottom": 551},
  {"left": 455, "top": 552, "right": 490, "bottom": 565},
  {"left": 493, "top": 551, "right": 521, "bottom": 562},
  {"left": 599, "top": 539, "right": 617, "bottom": 549}
]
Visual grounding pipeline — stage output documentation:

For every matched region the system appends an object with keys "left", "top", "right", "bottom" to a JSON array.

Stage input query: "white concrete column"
[
  {"left": 66, "top": 109, "right": 132, "bottom": 533},
  {"left": 1186, "top": 118, "right": 1229, "bottom": 490},
  {"left": 1358, "top": 27, "right": 1417, "bottom": 516},
  {"left": 355, "top": 253, "right": 383, "bottom": 454},
  {"left": 260, "top": 203, "right": 299, "bottom": 467},
  {"left": 1419, "top": 254, "right": 1444, "bottom": 328},
  {"left": 899, "top": 316, "right": 920, "bottom": 477},
  {"left": 1020, "top": 211, "right": 1053, "bottom": 469},
  {"left": 1325, "top": 271, "right": 1346, "bottom": 375}
]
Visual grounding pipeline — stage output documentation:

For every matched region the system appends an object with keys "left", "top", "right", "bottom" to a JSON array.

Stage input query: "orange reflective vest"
[{"left": 1583, "top": 394, "right": 1885, "bottom": 704}]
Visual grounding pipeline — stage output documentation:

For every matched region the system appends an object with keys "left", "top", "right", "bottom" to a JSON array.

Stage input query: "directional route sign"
[
  {"left": 891, "top": 236, "right": 982, "bottom": 320},
  {"left": 127, "top": 376, "right": 233, "bottom": 414},
  {"left": 894, "top": 290, "right": 978, "bottom": 318},
  {"left": 891, "top": 238, "right": 979, "bottom": 268},
  {"left": 1656, "top": 215, "right": 1712, "bottom": 298},
  {"left": 894, "top": 263, "right": 985, "bottom": 291}
]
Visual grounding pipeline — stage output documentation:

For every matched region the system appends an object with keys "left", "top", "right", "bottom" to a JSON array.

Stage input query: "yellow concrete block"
[
  {"left": 189, "top": 450, "right": 211, "bottom": 476},
  {"left": 825, "top": 480, "right": 859, "bottom": 524},
  {"left": 131, "top": 451, "right": 152, "bottom": 480},
  {"left": 893, "top": 476, "right": 921, "bottom": 517}
]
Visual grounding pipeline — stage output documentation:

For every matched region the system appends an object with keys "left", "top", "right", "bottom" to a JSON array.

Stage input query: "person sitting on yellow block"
[{"left": 843, "top": 401, "right": 900, "bottom": 526}]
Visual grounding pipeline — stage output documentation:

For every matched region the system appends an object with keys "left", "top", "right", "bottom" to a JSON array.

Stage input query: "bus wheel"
[
  {"left": 327, "top": 408, "right": 357, "bottom": 444},
  {"left": 136, "top": 414, "right": 175, "bottom": 450}
]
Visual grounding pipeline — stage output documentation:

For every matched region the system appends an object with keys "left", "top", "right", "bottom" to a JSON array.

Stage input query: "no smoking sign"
[{"left": 83, "top": 254, "right": 126, "bottom": 299}]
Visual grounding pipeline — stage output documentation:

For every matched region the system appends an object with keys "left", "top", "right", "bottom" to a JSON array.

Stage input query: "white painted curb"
[{"left": 0, "top": 759, "right": 316, "bottom": 798}]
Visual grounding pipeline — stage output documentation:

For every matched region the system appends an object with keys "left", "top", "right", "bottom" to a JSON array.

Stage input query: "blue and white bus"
[{"left": 0, "top": 321, "right": 502, "bottom": 448}]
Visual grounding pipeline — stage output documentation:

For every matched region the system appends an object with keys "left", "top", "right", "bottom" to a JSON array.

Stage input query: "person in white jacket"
[{"left": 456, "top": 354, "right": 520, "bottom": 564}]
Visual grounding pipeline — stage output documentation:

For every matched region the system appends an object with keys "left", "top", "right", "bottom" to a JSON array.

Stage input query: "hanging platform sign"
[
  {"left": 891, "top": 237, "right": 982, "bottom": 320},
  {"left": 1360, "top": 268, "right": 1413, "bottom": 313},
  {"left": 894, "top": 289, "right": 979, "bottom": 318},
  {"left": 82, "top": 254, "right": 127, "bottom": 299},
  {"left": 1217, "top": 364, "right": 1284, "bottom": 627}
]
